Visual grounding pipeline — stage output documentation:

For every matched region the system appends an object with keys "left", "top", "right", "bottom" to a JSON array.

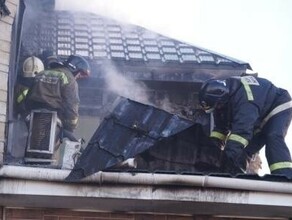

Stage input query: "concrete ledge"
[
  {"left": 0, "top": 165, "right": 292, "bottom": 217},
  {"left": 0, "top": 178, "right": 292, "bottom": 218}
]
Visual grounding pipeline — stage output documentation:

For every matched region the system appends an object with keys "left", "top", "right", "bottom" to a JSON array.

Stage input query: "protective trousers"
[{"left": 245, "top": 90, "right": 292, "bottom": 177}]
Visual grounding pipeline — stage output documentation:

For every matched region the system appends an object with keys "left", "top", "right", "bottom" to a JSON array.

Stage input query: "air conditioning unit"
[{"left": 25, "top": 110, "right": 61, "bottom": 164}]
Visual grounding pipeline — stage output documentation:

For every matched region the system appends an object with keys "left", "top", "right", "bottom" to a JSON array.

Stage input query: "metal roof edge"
[{"left": 180, "top": 41, "right": 252, "bottom": 70}]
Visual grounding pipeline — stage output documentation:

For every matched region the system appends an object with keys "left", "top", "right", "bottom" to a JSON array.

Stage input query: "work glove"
[
  {"left": 246, "top": 153, "right": 262, "bottom": 174},
  {"left": 222, "top": 146, "right": 249, "bottom": 175},
  {"left": 210, "top": 137, "right": 225, "bottom": 150}
]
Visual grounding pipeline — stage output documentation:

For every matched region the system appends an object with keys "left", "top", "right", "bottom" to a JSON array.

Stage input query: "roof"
[{"left": 20, "top": 8, "right": 251, "bottom": 71}]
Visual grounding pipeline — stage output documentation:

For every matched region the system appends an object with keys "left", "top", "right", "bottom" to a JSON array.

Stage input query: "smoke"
[
  {"left": 55, "top": 0, "right": 133, "bottom": 24},
  {"left": 156, "top": 96, "right": 175, "bottom": 113},
  {"left": 102, "top": 64, "right": 150, "bottom": 105},
  {"left": 102, "top": 64, "right": 182, "bottom": 115},
  {"left": 54, "top": 0, "right": 177, "bottom": 40}
]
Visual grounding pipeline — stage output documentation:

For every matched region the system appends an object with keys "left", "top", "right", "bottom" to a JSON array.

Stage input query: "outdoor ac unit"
[{"left": 25, "top": 110, "right": 61, "bottom": 163}]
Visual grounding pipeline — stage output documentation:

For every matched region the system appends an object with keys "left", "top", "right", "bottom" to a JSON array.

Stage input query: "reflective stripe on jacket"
[
  {"left": 270, "top": 161, "right": 292, "bottom": 172},
  {"left": 212, "top": 76, "right": 292, "bottom": 146}
]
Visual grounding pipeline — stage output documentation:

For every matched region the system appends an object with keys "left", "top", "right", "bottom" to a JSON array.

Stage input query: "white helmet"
[{"left": 22, "top": 56, "right": 45, "bottom": 77}]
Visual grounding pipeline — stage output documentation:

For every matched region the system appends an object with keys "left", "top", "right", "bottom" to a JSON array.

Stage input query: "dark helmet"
[
  {"left": 64, "top": 55, "right": 91, "bottom": 78},
  {"left": 198, "top": 79, "right": 229, "bottom": 113},
  {"left": 45, "top": 55, "right": 63, "bottom": 69}
]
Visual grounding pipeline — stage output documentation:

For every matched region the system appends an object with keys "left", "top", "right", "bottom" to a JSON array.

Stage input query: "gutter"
[{"left": 0, "top": 165, "right": 292, "bottom": 194}]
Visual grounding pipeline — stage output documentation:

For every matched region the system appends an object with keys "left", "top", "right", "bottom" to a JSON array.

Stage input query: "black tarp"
[{"left": 65, "top": 97, "right": 223, "bottom": 181}]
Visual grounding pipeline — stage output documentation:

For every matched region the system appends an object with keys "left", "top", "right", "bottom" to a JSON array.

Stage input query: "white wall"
[{"left": 0, "top": 0, "right": 19, "bottom": 163}]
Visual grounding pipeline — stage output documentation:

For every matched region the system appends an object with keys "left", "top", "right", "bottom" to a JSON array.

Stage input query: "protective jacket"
[
  {"left": 15, "top": 84, "right": 29, "bottom": 117},
  {"left": 14, "top": 76, "right": 35, "bottom": 118},
  {"left": 210, "top": 75, "right": 292, "bottom": 176},
  {"left": 26, "top": 67, "right": 79, "bottom": 132}
]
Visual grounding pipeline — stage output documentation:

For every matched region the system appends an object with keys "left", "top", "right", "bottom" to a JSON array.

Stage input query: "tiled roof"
[{"left": 21, "top": 11, "right": 251, "bottom": 69}]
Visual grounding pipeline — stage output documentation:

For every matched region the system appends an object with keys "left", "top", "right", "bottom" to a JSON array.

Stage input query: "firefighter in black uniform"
[
  {"left": 198, "top": 75, "right": 292, "bottom": 177},
  {"left": 26, "top": 55, "right": 90, "bottom": 133}
]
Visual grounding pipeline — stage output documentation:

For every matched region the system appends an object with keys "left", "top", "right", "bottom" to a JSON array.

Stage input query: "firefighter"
[
  {"left": 198, "top": 75, "right": 292, "bottom": 177},
  {"left": 26, "top": 55, "right": 91, "bottom": 133},
  {"left": 15, "top": 56, "right": 45, "bottom": 118}
]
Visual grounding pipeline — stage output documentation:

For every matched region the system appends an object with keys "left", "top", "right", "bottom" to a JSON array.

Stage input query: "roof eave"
[{"left": 0, "top": 165, "right": 292, "bottom": 218}]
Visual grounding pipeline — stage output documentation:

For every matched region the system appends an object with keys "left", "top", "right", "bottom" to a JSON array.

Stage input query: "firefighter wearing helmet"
[
  {"left": 15, "top": 56, "right": 45, "bottom": 117},
  {"left": 26, "top": 55, "right": 91, "bottom": 132},
  {"left": 22, "top": 56, "right": 45, "bottom": 77},
  {"left": 199, "top": 75, "right": 292, "bottom": 177}
]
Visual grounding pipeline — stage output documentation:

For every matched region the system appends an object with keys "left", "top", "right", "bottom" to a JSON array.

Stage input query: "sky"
[{"left": 56, "top": 0, "right": 292, "bottom": 175}]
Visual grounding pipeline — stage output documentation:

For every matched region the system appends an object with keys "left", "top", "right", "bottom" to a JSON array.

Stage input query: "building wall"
[
  {"left": 0, "top": 0, "right": 19, "bottom": 164},
  {"left": 1, "top": 208, "right": 261, "bottom": 220}
]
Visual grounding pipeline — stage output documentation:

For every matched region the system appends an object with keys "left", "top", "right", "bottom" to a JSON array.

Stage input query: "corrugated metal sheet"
[{"left": 66, "top": 97, "right": 221, "bottom": 181}]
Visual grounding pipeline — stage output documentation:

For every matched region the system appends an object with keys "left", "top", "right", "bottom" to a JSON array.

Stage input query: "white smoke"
[
  {"left": 102, "top": 64, "right": 181, "bottom": 115},
  {"left": 55, "top": 0, "right": 133, "bottom": 24},
  {"left": 102, "top": 64, "right": 150, "bottom": 104},
  {"left": 153, "top": 96, "right": 173, "bottom": 113},
  {"left": 54, "top": 0, "right": 177, "bottom": 40}
]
